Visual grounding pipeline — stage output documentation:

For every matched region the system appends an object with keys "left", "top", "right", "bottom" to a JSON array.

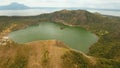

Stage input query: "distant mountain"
[{"left": 0, "top": 2, "right": 30, "bottom": 10}]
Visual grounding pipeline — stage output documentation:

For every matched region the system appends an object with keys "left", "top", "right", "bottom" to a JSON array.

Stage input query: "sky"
[{"left": 0, "top": 0, "right": 119, "bottom": 9}]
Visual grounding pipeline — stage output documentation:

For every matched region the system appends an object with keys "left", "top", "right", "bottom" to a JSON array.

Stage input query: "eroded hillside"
[
  {"left": 0, "top": 10, "right": 120, "bottom": 68},
  {"left": 0, "top": 40, "right": 119, "bottom": 68}
]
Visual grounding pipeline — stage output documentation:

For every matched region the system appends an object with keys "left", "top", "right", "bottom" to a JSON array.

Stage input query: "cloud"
[{"left": 0, "top": 0, "right": 119, "bottom": 9}]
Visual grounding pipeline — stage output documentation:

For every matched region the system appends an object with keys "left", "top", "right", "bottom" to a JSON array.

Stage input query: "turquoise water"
[{"left": 9, "top": 22, "right": 98, "bottom": 52}]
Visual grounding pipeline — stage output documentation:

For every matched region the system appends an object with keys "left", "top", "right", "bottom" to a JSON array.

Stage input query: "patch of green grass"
[
  {"left": 95, "top": 58, "right": 120, "bottom": 68},
  {"left": 41, "top": 50, "right": 50, "bottom": 68},
  {"left": 61, "top": 50, "right": 89, "bottom": 68},
  {"left": 9, "top": 55, "right": 28, "bottom": 68}
]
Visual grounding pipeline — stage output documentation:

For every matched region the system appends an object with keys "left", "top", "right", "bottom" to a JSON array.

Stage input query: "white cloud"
[{"left": 0, "top": 0, "right": 119, "bottom": 9}]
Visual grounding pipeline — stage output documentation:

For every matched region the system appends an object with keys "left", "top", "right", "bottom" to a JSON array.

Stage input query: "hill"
[
  {"left": 0, "top": 9, "right": 120, "bottom": 67},
  {"left": 0, "top": 10, "right": 119, "bottom": 58},
  {"left": 37, "top": 10, "right": 120, "bottom": 59},
  {"left": 0, "top": 40, "right": 120, "bottom": 68},
  {"left": 0, "top": 2, "right": 30, "bottom": 10}
]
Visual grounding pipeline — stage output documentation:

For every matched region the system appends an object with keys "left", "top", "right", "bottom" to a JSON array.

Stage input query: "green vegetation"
[
  {"left": 62, "top": 50, "right": 120, "bottom": 68},
  {"left": 37, "top": 10, "right": 120, "bottom": 59},
  {"left": 95, "top": 58, "right": 120, "bottom": 68},
  {"left": 9, "top": 55, "right": 28, "bottom": 68},
  {"left": 61, "top": 50, "right": 90, "bottom": 68},
  {"left": 0, "top": 39, "right": 120, "bottom": 68},
  {"left": 41, "top": 50, "right": 50, "bottom": 68},
  {"left": 0, "top": 41, "right": 30, "bottom": 68},
  {"left": 0, "top": 10, "right": 120, "bottom": 67}
]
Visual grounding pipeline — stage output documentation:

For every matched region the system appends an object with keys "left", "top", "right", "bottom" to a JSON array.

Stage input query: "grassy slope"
[
  {"left": 0, "top": 40, "right": 120, "bottom": 68},
  {"left": 38, "top": 10, "right": 120, "bottom": 59},
  {"left": 0, "top": 10, "right": 120, "bottom": 67}
]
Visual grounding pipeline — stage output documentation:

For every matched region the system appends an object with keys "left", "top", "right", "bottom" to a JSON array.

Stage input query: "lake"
[
  {"left": 0, "top": 8, "right": 61, "bottom": 16},
  {"left": 0, "top": 8, "right": 120, "bottom": 17},
  {"left": 9, "top": 22, "right": 98, "bottom": 52}
]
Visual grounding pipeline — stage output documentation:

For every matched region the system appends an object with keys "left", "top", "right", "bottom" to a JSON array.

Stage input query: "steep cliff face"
[{"left": 0, "top": 40, "right": 119, "bottom": 68}]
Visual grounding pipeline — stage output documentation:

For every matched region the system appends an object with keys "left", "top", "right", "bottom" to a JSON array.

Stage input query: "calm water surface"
[
  {"left": 9, "top": 22, "right": 98, "bottom": 52},
  {"left": 0, "top": 8, "right": 120, "bottom": 16}
]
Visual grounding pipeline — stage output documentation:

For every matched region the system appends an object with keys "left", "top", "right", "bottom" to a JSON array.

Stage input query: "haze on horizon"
[{"left": 0, "top": 0, "right": 119, "bottom": 9}]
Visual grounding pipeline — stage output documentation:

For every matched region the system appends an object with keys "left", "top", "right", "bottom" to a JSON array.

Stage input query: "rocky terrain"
[{"left": 0, "top": 10, "right": 120, "bottom": 68}]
